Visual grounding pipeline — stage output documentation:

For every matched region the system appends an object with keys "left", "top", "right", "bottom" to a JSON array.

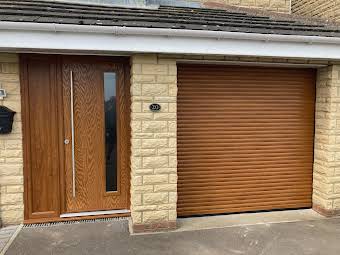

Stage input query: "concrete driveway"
[{"left": 6, "top": 218, "right": 340, "bottom": 255}]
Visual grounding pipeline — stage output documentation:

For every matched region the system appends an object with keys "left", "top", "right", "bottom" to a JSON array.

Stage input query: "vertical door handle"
[{"left": 70, "top": 70, "right": 76, "bottom": 198}]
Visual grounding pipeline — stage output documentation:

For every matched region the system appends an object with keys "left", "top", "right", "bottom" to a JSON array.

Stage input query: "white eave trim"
[{"left": 1, "top": 21, "right": 340, "bottom": 59}]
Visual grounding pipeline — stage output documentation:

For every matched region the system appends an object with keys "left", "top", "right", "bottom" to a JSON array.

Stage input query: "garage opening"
[{"left": 177, "top": 64, "right": 316, "bottom": 217}]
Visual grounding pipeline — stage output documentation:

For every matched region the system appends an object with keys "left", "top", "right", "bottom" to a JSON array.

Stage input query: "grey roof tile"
[{"left": 0, "top": 0, "right": 340, "bottom": 37}]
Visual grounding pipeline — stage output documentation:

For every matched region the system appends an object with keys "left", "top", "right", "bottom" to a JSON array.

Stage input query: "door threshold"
[
  {"left": 60, "top": 209, "right": 130, "bottom": 218},
  {"left": 24, "top": 211, "right": 130, "bottom": 224}
]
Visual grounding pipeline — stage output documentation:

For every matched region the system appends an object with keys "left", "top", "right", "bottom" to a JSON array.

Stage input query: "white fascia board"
[{"left": 0, "top": 22, "right": 340, "bottom": 59}]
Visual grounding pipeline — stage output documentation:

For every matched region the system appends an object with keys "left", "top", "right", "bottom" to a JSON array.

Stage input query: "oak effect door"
[{"left": 61, "top": 57, "right": 130, "bottom": 214}]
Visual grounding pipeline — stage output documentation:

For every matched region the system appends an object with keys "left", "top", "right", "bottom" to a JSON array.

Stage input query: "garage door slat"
[
  {"left": 177, "top": 64, "right": 315, "bottom": 217},
  {"left": 178, "top": 182, "right": 312, "bottom": 192}
]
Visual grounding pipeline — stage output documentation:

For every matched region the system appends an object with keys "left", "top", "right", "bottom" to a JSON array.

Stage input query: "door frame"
[{"left": 20, "top": 54, "right": 131, "bottom": 223}]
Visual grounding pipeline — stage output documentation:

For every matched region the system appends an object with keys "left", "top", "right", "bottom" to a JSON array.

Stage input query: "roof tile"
[{"left": 0, "top": 0, "right": 339, "bottom": 37}]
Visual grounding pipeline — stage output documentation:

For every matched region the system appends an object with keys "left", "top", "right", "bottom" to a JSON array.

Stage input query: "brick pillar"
[
  {"left": 0, "top": 54, "right": 24, "bottom": 225},
  {"left": 130, "top": 54, "right": 177, "bottom": 233},
  {"left": 313, "top": 65, "right": 340, "bottom": 216}
]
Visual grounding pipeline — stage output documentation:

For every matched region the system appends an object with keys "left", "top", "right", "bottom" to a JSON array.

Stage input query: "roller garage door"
[{"left": 177, "top": 64, "right": 316, "bottom": 217}]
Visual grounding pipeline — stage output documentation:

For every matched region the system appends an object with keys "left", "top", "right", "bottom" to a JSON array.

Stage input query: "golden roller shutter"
[{"left": 177, "top": 64, "right": 316, "bottom": 217}]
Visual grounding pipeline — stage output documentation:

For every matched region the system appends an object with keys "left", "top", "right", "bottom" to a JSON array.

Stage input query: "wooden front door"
[
  {"left": 61, "top": 57, "right": 130, "bottom": 213},
  {"left": 21, "top": 55, "right": 130, "bottom": 222}
]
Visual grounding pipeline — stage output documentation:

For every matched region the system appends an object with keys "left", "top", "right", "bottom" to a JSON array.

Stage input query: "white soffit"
[{"left": 0, "top": 22, "right": 340, "bottom": 60}]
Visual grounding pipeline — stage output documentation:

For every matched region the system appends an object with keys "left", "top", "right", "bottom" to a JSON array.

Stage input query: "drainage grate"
[{"left": 24, "top": 217, "right": 130, "bottom": 228}]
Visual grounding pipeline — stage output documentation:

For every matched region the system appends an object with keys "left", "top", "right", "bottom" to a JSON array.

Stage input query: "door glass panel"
[{"left": 104, "top": 72, "right": 117, "bottom": 192}]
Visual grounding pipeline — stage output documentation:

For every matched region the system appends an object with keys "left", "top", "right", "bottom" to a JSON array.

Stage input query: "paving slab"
[
  {"left": 5, "top": 217, "right": 340, "bottom": 255},
  {"left": 176, "top": 209, "right": 325, "bottom": 232},
  {"left": 0, "top": 225, "right": 21, "bottom": 255}
]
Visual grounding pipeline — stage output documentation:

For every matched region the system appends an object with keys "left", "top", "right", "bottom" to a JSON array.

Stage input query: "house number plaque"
[{"left": 149, "top": 103, "right": 161, "bottom": 112}]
